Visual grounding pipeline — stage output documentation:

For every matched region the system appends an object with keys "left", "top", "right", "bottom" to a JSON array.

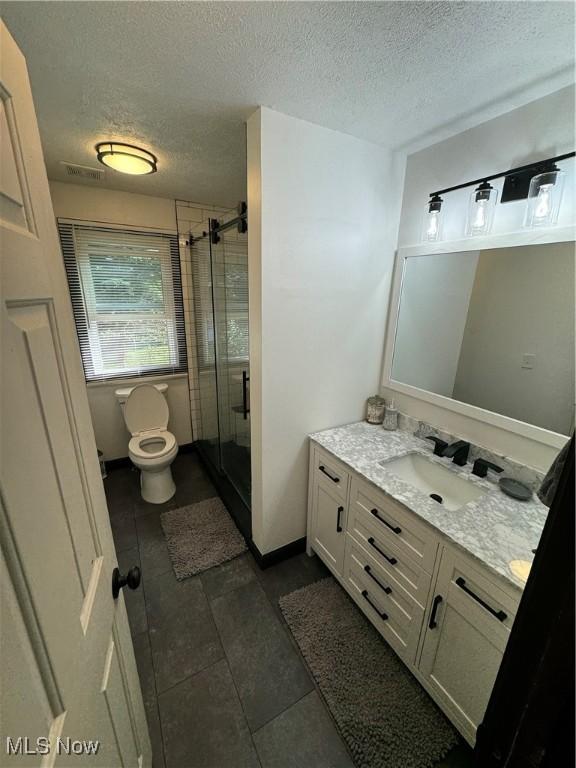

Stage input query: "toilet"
[{"left": 115, "top": 383, "right": 178, "bottom": 504}]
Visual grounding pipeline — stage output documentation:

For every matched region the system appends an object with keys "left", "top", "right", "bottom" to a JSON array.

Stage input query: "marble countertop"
[{"left": 310, "top": 421, "right": 549, "bottom": 591}]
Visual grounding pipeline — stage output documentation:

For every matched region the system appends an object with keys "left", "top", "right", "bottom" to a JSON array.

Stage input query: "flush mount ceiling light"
[{"left": 95, "top": 142, "right": 157, "bottom": 175}]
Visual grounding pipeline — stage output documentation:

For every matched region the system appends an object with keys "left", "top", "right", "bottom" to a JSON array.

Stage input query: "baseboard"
[
  {"left": 250, "top": 537, "right": 307, "bottom": 570},
  {"left": 105, "top": 441, "right": 195, "bottom": 471}
]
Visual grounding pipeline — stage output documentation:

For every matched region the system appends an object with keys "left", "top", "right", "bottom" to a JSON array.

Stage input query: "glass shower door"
[
  {"left": 190, "top": 236, "right": 221, "bottom": 471},
  {"left": 212, "top": 232, "right": 251, "bottom": 507}
]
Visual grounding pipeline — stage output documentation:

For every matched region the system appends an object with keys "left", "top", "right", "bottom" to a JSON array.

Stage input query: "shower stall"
[{"left": 189, "top": 207, "right": 251, "bottom": 538}]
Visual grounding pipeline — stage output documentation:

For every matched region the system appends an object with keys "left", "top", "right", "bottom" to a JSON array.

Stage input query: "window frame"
[{"left": 58, "top": 220, "right": 187, "bottom": 383}]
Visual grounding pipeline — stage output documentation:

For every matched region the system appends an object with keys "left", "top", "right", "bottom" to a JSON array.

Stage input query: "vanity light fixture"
[
  {"left": 95, "top": 142, "right": 157, "bottom": 175},
  {"left": 524, "top": 163, "right": 565, "bottom": 228},
  {"left": 423, "top": 151, "right": 574, "bottom": 242},
  {"left": 466, "top": 181, "right": 497, "bottom": 237},
  {"left": 422, "top": 193, "right": 443, "bottom": 242}
]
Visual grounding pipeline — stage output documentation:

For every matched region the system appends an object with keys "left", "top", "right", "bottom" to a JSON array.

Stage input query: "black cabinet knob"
[{"left": 112, "top": 566, "right": 141, "bottom": 600}]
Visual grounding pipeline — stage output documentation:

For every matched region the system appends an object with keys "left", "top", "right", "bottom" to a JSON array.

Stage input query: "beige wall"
[
  {"left": 49, "top": 181, "right": 177, "bottom": 231},
  {"left": 452, "top": 243, "right": 575, "bottom": 435},
  {"left": 49, "top": 181, "right": 228, "bottom": 459}
]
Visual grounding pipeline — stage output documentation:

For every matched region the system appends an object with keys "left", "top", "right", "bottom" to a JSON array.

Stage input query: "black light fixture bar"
[{"left": 430, "top": 151, "right": 574, "bottom": 199}]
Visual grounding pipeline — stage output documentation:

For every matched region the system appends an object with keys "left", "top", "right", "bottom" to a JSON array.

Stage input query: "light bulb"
[
  {"left": 534, "top": 184, "right": 553, "bottom": 220},
  {"left": 472, "top": 199, "right": 488, "bottom": 230},
  {"left": 524, "top": 166, "right": 565, "bottom": 229},
  {"left": 466, "top": 182, "right": 497, "bottom": 237},
  {"left": 427, "top": 211, "right": 440, "bottom": 239},
  {"left": 422, "top": 194, "right": 443, "bottom": 242}
]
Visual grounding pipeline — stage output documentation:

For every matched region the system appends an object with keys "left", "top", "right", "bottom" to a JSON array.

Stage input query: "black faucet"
[
  {"left": 425, "top": 436, "right": 448, "bottom": 456},
  {"left": 472, "top": 458, "right": 503, "bottom": 478},
  {"left": 441, "top": 440, "right": 470, "bottom": 466}
]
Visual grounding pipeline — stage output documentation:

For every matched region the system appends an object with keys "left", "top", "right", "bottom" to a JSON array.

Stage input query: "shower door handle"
[{"left": 242, "top": 370, "right": 250, "bottom": 420}]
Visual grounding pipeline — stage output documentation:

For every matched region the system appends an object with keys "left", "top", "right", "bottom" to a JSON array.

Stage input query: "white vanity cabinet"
[
  {"left": 306, "top": 440, "right": 522, "bottom": 746},
  {"left": 417, "top": 547, "right": 519, "bottom": 744}
]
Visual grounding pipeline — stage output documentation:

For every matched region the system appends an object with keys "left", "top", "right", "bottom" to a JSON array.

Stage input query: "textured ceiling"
[{"left": 2, "top": 1, "right": 574, "bottom": 207}]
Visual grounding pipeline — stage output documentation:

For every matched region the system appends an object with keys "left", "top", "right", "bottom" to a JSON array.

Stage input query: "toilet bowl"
[{"left": 117, "top": 384, "right": 178, "bottom": 504}]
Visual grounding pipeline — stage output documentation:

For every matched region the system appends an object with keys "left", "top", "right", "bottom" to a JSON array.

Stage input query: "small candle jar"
[{"left": 366, "top": 396, "right": 386, "bottom": 424}]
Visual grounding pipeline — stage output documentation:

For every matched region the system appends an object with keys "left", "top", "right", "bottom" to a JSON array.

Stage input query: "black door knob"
[{"left": 112, "top": 566, "right": 141, "bottom": 600}]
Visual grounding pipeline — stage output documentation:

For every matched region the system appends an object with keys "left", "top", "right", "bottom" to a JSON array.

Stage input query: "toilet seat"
[
  {"left": 129, "top": 429, "right": 176, "bottom": 460},
  {"left": 124, "top": 384, "right": 169, "bottom": 434}
]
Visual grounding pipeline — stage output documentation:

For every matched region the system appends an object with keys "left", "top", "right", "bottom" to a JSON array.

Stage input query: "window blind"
[{"left": 58, "top": 222, "right": 187, "bottom": 382}]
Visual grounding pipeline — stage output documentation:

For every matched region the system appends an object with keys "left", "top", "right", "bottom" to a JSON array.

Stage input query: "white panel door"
[{"left": 0, "top": 21, "right": 151, "bottom": 766}]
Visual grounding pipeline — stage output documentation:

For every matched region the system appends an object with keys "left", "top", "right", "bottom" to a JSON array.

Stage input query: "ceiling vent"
[{"left": 61, "top": 162, "right": 104, "bottom": 182}]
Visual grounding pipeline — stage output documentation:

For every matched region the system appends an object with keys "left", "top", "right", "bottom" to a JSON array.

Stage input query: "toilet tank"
[{"left": 114, "top": 383, "right": 168, "bottom": 412}]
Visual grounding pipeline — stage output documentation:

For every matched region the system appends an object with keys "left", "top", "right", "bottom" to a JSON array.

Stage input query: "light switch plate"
[{"left": 521, "top": 353, "right": 535, "bottom": 369}]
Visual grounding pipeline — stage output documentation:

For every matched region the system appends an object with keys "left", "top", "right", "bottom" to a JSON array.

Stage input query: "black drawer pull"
[
  {"left": 370, "top": 508, "right": 401, "bottom": 535},
  {"left": 361, "top": 589, "right": 388, "bottom": 621},
  {"left": 319, "top": 465, "right": 340, "bottom": 483},
  {"left": 456, "top": 577, "right": 507, "bottom": 622},
  {"left": 367, "top": 537, "right": 397, "bottom": 565},
  {"left": 336, "top": 506, "right": 344, "bottom": 532},
  {"left": 364, "top": 564, "right": 391, "bottom": 594},
  {"left": 429, "top": 594, "right": 443, "bottom": 629}
]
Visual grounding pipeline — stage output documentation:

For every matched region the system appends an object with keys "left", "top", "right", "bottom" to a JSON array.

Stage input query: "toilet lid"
[{"left": 124, "top": 384, "right": 169, "bottom": 434}]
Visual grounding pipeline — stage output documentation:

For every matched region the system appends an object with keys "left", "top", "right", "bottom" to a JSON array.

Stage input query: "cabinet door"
[
  {"left": 311, "top": 481, "right": 347, "bottom": 575},
  {"left": 419, "top": 548, "right": 518, "bottom": 745}
]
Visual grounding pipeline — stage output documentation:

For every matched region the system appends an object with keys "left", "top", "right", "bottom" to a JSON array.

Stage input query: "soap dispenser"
[{"left": 383, "top": 400, "right": 398, "bottom": 431}]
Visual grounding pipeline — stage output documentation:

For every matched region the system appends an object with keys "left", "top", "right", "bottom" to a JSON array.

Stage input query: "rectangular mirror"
[{"left": 391, "top": 242, "right": 575, "bottom": 436}]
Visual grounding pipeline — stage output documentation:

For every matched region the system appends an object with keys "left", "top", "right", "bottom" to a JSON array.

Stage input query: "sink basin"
[{"left": 380, "top": 453, "right": 485, "bottom": 511}]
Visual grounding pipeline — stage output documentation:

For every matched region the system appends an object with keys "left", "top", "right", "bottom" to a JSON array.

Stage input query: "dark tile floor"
[{"left": 105, "top": 451, "right": 475, "bottom": 768}]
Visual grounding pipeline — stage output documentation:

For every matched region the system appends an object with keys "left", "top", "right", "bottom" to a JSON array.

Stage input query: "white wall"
[
  {"left": 398, "top": 86, "right": 575, "bottom": 247},
  {"left": 382, "top": 86, "right": 575, "bottom": 471},
  {"left": 453, "top": 243, "right": 574, "bottom": 435},
  {"left": 49, "top": 181, "right": 194, "bottom": 459},
  {"left": 248, "top": 107, "right": 402, "bottom": 555},
  {"left": 392, "top": 251, "right": 479, "bottom": 396}
]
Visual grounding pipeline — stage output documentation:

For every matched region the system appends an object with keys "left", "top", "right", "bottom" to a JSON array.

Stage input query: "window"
[{"left": 59, "top": 222, "right": 187, "bottom": 382}]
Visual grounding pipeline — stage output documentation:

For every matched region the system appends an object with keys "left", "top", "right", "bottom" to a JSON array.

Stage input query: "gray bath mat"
[
  {"left": 161, "top": 497, "right": 247, "bottom": 580},
  {"left": 279, "top": 578, "right": 458, "bottom": 768}
]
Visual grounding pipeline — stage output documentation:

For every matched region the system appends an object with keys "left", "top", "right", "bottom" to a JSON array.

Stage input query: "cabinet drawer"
[
  {"left": 350, "top": 477, "right": 437, "bottom": 574},
  {"left": 344, "top": 535, "right": 424, "bottom": 664},
  {"left": 441, "top": 552, "right": 518, "bottom": 635},
  {"left": 348, "top": 506, "right": 432, "bottom": 608},
  {"left": 314, "top": 446, "right": 350, "bottom": 503}
]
